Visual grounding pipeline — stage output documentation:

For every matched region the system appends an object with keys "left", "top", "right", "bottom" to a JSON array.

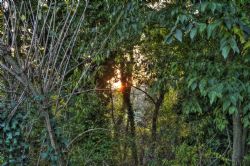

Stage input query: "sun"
[{"left": 112, "top": 81, "right": 122, "bottom": 90}]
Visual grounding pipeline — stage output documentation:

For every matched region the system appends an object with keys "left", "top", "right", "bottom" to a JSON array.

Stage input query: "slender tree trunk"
[
  {"left": 124, "top": 87, "right": 138, "bottom": 165},
  {"left": 148, "top": 91, "right": 165, "bottom": 163},
  {"left": 114, "top": 92, "right": 125, "bottom": 163},
  {"left": 42, "top": 99, "right": 65, "bottom": 166},
  {"left": 242, "top": 127, "right": 248, "bottom": 157},
  {"left": 123, "top": 117, "right": 129, "bottom": 162},
  {"left": 120, "top": 53, "right": 138, "bottom": 165},
  {"left": 139, "top": 133, "right": 146, "bottom": 166},
  {"left": 109, "top": 83, "right": 115, "bottom": 126},
  {"left": 151, "top": 91, "right": 165, "bottom": 142},
  {"left": 232, "top": 112, "right": 243, "bottom": 166},
  {"left": 151, "top": 104, "right": 160, "bottom": 142}
]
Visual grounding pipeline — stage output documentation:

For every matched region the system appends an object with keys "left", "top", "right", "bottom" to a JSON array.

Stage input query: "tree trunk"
[
  {"left": 120, "top": 54, "right": 138, "bottom": 165},
  {"left": 151, "top": 91, "right": 165, "bottom": 142},
  {"left": 242, "top": 127, "right": 248, "bottom": 157},
  {"left": 123, "top": 117, "right": 129, "bottom": 162},
  {"left": 42, "top": 99, "right": 65, "bottom": 166},
  {"left": 124, "top": 87, "right": 138, "bottom": 165},
  {"left": 150, "top": 91, "right": 165, "bottom": 162},
  {"left": 232, "top": 112, "right": 243, "bottom": 166},
  {"left": 43, "top": 112, "right": 65, "bottom": 166}
]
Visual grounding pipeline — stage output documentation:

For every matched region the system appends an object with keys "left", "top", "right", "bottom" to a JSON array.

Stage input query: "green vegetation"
[{"left": 0, "top": 0, "right": 250, "bottom": 165}]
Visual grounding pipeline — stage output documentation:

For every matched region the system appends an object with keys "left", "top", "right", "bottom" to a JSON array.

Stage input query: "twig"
[{"left": 66, "top": 128, "right": 109, "bottom": 150}]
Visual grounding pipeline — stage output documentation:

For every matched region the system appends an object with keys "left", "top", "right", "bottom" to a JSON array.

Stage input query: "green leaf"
[
  {"left": 224, "top": 19, "right": 232, "bottom": 29},
  {"left": 220, "top": 37, "right": 228, "bottom": 50},
  {"left": 190, "top": 27, "right": 197, "bottom": 41},
  {"left": 15, "top": 131, "right": 20, "bottom": 136},
  {"left": 117, "top": 29, "right": 122, "bottom": 37},
  {"left": 243, "top": 103, "right": 250, "bottom": 114},
  {"left": 233, "top": 26, "right": 245, "bottom": 43},
  {"left": 222, "top": 100, "right": 230, "bottom": 111},
  {"left": 191, "top": 82, "right": 197, "bottom": 91},
  {"left": 199, "top": 79, "right": 207, "bottom": 96},
  {"left": 208, "top": 91, "right": 217, "bottom": 105},
  {"left": 230, "top": 38, "right": 240, "bottom": 53},
  {"left": 165, "top": 35, "right": 173, "bottom": 44},
  {"left": 222, "top": 45, "right": 230, "bottom": 59},
  {"left": 200, "top": 2, "right": 208, "bottom": 12},
  {"left": 243, "top": 41, "right": 250, "bottom": 50},
  {"left": 207, "top": 23, "right": 217, "bottom": 39},
  {"left": 6, "top": 132, "right": 13, "bottom": 140},
  {"left": 215, "top": 3, "right": 223, "bottom": 12},
  {"left": 230, "top": 94, "right": 238, "bottom": 106},
  {"left": 229, "top": 106, "right": 237, "bottom": 114},
  {"left": 198, "top": 23, "right": 207, "bottom": 34},
  {"left": 210, "top": 3, "right": 216, "bottom": 14},
  {"left": 243, "top": 117, "right": 250, "bottom": 128},
  {"left": 4, "top": 125, "right": 10, "bottom": 132},
  {"left": 5, "top": 139, "right": 10, "bottom": 145},
  {"left": 41, "top": 152, "right": 49, "bottom": 159},
  {"left": 51, "top": 155, "right": 58, "bottom": 161},
  {"left": 186, "top": 23, "right": 193, "bottom": 32},
  {"left": 13, "top": 138, "right": 17, "bottom": 145},
  {"left": 179, "top": 15, "right": 188, "bottom": 24},
  {"left": 188, "top": 77, "right": 197, "bottom": 89},
  {"left": 21, "top": 15, "right": 26, "bottom": 21},
  {"left": 171, "top": 8, "right": 178, "bottom": 16},
  {"left": 174, "top": 29, "right": 183, "bottom": 42},
  {"left": 11, "top": 121, "right": 17, "bottom": 129},
  {"left": 132, "top": 24, "right": 137, "bottom": 31}
]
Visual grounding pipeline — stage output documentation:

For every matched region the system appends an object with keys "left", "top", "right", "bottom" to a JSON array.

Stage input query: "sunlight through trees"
[{"left": 0, "top": 0, "right": 250, "bottom": 165}]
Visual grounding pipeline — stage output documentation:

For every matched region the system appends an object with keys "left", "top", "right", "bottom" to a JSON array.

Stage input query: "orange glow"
[{"left": 108, "top": 69, "right": 125, "bottom": 92}]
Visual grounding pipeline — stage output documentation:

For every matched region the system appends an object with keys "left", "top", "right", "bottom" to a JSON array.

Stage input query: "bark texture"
[{"left": 232, "top": 112, "right": 243, "bottom": 166}]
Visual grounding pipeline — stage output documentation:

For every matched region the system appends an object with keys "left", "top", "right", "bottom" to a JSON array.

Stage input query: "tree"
[{"left": 166, "top": 1, "right": 250, "bottom": 165}]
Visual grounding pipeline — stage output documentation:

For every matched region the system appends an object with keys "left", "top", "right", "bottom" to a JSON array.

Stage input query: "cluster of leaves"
[
  {"left": 0, "top": 101, "right": 29, "bottom": 165},
  {"left": 166, "top": 1, "right": 250, "bottom": 58},
  {"left": 1, "top": 0, "right": 250, "bottom": 165}
]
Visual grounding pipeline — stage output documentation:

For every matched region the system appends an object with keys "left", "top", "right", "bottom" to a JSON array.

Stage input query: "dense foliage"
[{"left": 0, "top": 0, "right": 250, "bottom": 165}]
